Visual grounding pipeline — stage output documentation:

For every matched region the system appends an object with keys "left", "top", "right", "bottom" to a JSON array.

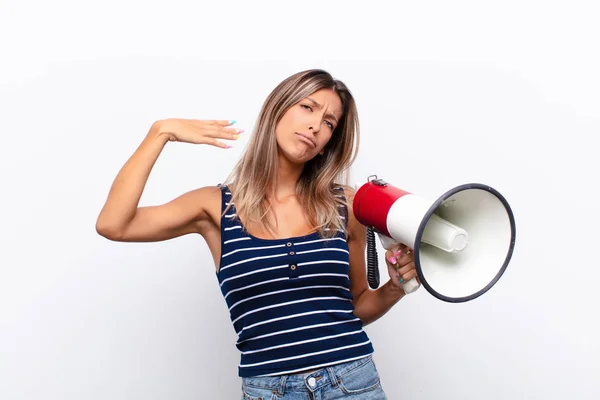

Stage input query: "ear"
[{"left": 319, "top": 149, "right": 325, "bottom": 155}]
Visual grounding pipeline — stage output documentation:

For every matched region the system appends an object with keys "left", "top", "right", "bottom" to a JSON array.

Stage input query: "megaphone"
[{"left": 353, "top": 176, "right": 516, "bottom": 303}]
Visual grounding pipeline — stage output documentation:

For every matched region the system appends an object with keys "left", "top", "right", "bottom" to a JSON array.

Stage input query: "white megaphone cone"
[{"left": 353, "top": 176, "right": 516, "bottom": 303}]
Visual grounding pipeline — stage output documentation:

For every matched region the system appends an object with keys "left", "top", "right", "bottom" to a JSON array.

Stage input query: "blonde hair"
[{"left": 223, "top": 69, "right": 360, "bottom": 238}]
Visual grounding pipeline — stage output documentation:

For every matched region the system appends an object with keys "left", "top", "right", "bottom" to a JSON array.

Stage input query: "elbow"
[
  {"left": 352, "top": 306, "right": 368, "bottom": 324},
  {"left": 354, "top": 311, "right": 373, "bottom": 327},
  {"left": 95, "top": 219, "right": 125, "bottom": 241}
]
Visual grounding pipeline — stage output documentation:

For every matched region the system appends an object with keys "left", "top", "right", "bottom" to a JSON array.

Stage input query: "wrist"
[
  {"left": 148, "top": 120, "right": 173, "bottom": 143},
  {"left": 382, "top": 279, "right": 405, "bottom": 300}
]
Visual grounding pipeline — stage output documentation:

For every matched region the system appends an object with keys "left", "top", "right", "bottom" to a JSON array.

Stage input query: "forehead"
[{"left": 305, "top": 88, "right": 343, "bottom": 117}]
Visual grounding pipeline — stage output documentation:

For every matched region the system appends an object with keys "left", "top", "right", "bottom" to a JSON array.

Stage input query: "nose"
[{"left": 308, "top": 121, "right": 320, "bottom": 134}]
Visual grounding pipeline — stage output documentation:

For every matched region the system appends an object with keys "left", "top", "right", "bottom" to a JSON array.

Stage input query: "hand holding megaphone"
[{"left": 380, "top": 236, "right": 421, "bottom": 295}]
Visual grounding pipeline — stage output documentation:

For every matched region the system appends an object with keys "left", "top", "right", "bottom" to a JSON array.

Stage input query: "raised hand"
[{"left": 154, "top": 118, "right": 243, "bottom": 149}]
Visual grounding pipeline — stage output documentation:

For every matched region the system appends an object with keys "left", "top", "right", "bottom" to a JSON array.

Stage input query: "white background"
[{"left": 1, "top": 1, "right": 598, "bottom": 399}]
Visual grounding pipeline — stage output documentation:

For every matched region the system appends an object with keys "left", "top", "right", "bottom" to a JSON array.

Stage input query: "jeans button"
[{"left": 308, "top": 377, "right": 316, "bottom": 387}]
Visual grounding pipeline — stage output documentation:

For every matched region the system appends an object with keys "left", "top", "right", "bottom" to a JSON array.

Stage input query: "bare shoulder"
[
  {"left": 150, "top": 183, "right": 224, "bottom": 239},
  {"left": 189, "top": 184, "right": 222, "bottom": 203},
  {"left": 169, "top": 184, "right": 222, "bottom": 221}
]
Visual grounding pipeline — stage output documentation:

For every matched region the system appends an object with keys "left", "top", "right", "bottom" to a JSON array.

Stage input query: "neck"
[{"left": 271, "top": 152, "right": 305, "bottom": 202}]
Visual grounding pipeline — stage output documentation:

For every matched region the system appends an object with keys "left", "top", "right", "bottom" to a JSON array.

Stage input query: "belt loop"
[
  {"left": 326, "top": 367, "right": 339, "bottom": 388},
  {"left": 278, "top": 375, "right": 287, "bottom": 396}
]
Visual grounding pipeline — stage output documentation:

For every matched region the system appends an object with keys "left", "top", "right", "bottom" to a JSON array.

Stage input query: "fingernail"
[
  {"left": 388, "top": 256, "right": 397, "bottom": 264},
  {"left": 236, "top": 128, "right": 244, "bottom": 134},
  {"left": 229, "top": 120, "right": 237, "bottom": 125},
  {"left": 393, "top": 250, "right": 403, "bottom": 258},
  {"left": 233, "top": 134, "right": 240, "bottom": 140},
  {"left": 226, "top": 144, "right": 233, "bottom": 149}
]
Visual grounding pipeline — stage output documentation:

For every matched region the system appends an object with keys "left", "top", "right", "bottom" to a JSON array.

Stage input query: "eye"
[
  {"left": 301, "top": 104, "right": 313, "bottom": 111},
  {"left": 325, "top": 121, "right": 334, "bottom": 129}
]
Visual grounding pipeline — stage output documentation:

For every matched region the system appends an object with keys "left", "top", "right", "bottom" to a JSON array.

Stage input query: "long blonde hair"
[{"left": 223, "top": 69, "right": 360, "bottom": 238}]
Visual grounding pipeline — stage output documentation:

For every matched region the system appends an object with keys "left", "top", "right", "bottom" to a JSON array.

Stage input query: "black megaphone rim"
[{"left": 413, "top": 183, "right": 516, "bottom": 303}]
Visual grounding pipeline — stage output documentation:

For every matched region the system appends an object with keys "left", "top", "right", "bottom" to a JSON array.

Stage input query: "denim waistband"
[{"left": 241, "top": 355, "right": 373, "bottom": 396}]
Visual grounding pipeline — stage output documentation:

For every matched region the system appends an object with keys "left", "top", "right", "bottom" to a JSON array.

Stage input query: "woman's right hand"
[{"left": 152, "top": 118, "right": 243, "bottom": 149}]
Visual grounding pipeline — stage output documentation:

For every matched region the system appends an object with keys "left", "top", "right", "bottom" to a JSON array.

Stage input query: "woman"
[{"left": 96, "top": 69, "right": 417, "bottom": 399}]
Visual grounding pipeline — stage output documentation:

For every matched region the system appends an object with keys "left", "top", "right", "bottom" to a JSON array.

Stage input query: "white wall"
[{"left": 1, "top": 1, "right": 598, "bottom": 399}]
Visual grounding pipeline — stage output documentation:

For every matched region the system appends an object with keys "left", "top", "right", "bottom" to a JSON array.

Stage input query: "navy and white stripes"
[{"left": 215, "top": 185, "right": 374, "bottom": 377}]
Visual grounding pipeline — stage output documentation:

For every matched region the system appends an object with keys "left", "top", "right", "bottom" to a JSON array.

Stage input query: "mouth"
[{"left": 295, "top": 132, "right": 317, "bottom": 148}]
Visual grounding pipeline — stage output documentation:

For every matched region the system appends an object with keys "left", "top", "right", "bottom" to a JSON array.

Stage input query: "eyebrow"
[{"left": 306, "top": 97, "right": 339, "bottom": 124}]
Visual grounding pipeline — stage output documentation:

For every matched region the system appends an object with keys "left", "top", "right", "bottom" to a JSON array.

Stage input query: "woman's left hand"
[{"left": 384, "top": 244, "right": 418, "bottom": 290}]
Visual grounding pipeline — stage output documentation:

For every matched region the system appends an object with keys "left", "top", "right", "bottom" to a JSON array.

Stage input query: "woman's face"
[{"left": 275, "top": 88, "right": 343, "bottom": 165}]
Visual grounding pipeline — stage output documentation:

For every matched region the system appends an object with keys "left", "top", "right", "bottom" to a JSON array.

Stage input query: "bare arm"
[{"left": 95, "top": 119, "right": 238, "bottom": 242}]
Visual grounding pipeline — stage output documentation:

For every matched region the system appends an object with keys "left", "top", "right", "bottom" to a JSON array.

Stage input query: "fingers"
[
  {"left": 205, "top": 137, "right": 232, "bottom": 149},
  {"left": 396, "top": 262, "right": 417, "bottom": 281},
  {"left": 396, "top": 248, "right": 413, "bottom": 268},
  {"left": 199, "top": 123, "right": 245, "bottom": 149},
  {"left": 386, "top": 260, "right": 416, "bottom": 286},
  {"left": 395, "top": 264, "right": 417, "bottom": 285},
  {"left": 203, "top": 127, "right": 244, "bottom": 140},
  {"left": 189, "top": 119, "right": 239, "bottom": 133},
  {"left": 192, "top": 119, "right": 236, "bottom": 127},
  {"left": 212, "top": 119, "right": 237, "bottom": 127},
  {"left": 385, "top": 245, "right": 416, "bottom": 284},
  {"left": 180, "top": 119, "right": 245, "bottom": 148},
  {"left": 385, "top": 245, "right": 412, "bottom": 266}
]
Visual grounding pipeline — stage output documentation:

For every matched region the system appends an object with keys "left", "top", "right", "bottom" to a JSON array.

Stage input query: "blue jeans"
[{"left": 240, "top": 355, "right": 386, "bottom": 399}]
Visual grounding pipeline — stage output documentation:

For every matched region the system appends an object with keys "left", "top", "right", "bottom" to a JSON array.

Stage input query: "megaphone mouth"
[{"left": 414, "top": 183, "right": 516, "bottom": 303}]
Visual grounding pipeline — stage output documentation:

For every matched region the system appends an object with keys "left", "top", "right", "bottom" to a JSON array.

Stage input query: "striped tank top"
[{"left": 215, "top": 184, "right": 374, "bottom": 377}]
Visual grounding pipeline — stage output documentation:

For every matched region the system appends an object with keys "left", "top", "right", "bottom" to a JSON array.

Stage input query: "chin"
[{"left": 280, "top": 147, "right": 317, "bottom": 165}]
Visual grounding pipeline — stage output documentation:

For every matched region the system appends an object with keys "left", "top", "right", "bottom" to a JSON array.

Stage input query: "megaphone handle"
[
  {"left": 401, "top": 277, "right": 420, "bottom": 294},
  {"left": 378, "top": 233, "right": 420, "bottom": 294}
]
